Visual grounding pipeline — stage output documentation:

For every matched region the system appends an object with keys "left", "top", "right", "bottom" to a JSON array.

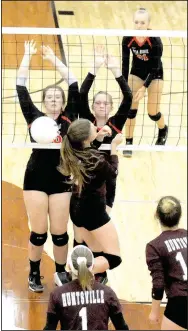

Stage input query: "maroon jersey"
[
  {"left": 47, "top": 279, "right": 122, "bottom": 330},
  {"left": 146, "top": 229, "right": 187, "bottom": 298}
]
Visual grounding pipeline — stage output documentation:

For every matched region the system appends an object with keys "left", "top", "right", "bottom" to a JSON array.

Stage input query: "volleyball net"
[{"left": 2, "top": 27, "right": 187, "bottom": 152}]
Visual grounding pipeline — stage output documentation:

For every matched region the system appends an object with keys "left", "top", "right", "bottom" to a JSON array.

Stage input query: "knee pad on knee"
[
  {"left": 51, "top": 232, "right": 69, "bottom": 247},
  {"left": 149, "top": 112, "right": 161, "bottom": 121},
  {"left": 30, "top": 231, "right": 47, "bottom": 246},
  {"left": 102, "top": 253, "right": 122, "bottom": 270},
  {"left": 127, "top": 109, "right": 138, "bottom": 119}
]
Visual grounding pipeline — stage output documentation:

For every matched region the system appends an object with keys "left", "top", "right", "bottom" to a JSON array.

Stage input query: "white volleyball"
[{"left": 30, "top": 116, "right": 59, "bottom": 144}]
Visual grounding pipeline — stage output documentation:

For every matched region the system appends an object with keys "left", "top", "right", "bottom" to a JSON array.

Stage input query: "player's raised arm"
[
  {"left": 16, "top": 40, "right": 43, "bottom": 125},
  {"left": 17, "top": 40, "right": 37, "bottom": 85},
  {"left": 79, "top": 45, "right": 106, "bottom": 120},
  {"left": 105, "top": 54, "right": 133, "bottom": 131},
  {"left": 41, "top": 45, "right": 77, "bottom": 86}
]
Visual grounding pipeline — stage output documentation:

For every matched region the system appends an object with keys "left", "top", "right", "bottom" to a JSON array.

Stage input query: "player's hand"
[
  {"left": 93, "top": 45, "right": 106, "bottom": 69},
  {"left": 149, "top": 311, "right": 160, "bottom": 324},
  {"left": 96, "top": 125, "right": 112, "bottom": 141},
  {"left": 112, "top": 133, "right": 123, "bottom": 145},
  {"left": 24, "top": 40, "right": 37, "bottom": 56},
  {"left": 134, "top": 86, "right": 146, "bottom": 102},
  {"left": 105, "top": 54, "right": 120, "bottom": 70},
  {"left": 41, "top": 45, "right": 55, "bottom": 60},
  {"left": 98, "top": 125, "right": 112, "bottom": 137}
]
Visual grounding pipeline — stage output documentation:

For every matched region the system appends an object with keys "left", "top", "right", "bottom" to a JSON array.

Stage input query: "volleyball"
[{"left": 30, "top": 116, "right": 59, "bottom": 144}]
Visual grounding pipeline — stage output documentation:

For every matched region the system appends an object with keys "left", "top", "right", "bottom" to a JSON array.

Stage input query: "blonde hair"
[
  {"left": 134, "top": 8, "right": 151, "bottom": 22},
  {"left": 156, "top": 196, "right": 182, "bottom": 227},
  {"left": 70, "top": 245, "right": 94, "bottom": 291},
  {"left": 58, "top": 119, "right": 104, "bottom": 194}
]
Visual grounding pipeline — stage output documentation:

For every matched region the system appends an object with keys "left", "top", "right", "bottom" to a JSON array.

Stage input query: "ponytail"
[
  {"left": 58, "top": 119, "right": 104, "bottom": 194},
  {"left": 78, "top": 261, "right": 94, "bottom": 291}
]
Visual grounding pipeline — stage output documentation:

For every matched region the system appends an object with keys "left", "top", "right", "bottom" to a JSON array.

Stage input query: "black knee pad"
[
  {"left": 102, "top": 253, "right": 122, "bottom": 270},
  {"left": 149, "top": 112, "right": 161, "bottom": 121},
  {"left": 30, "top": 231, "right": 47, "bottom": 246},
  {"left": 127, "top": 109, "right": 138, "bottom": 119},
  {"left": 51, "top": 232, "right": 69, "bottom": 247}
]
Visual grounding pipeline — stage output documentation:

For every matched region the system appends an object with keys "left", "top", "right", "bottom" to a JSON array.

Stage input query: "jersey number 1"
[
  {"left": 176, "top": 251, "right": 187, "bottom": 281},
  {"left": 79, "top": 307, "right": 87, "bottom": 330}
]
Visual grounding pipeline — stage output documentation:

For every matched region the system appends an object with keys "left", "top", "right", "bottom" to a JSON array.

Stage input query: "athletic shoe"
[
  {"left": 155, "top": 125, "right": 168, "bottom": 145},
  {"left": 123, "top": 141, "right": 133, "bottom": 158},
  {"left": 28, "top": 272, "right": 44, "bottom": 293},
  {"left": 54, "top": 271, "right": 72, "bottom": 287}
]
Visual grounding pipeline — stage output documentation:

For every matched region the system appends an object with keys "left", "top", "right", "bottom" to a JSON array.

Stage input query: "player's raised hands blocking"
[
  {"left": 41, "top": 45, "right": 55, "bottom": 61},
  {"left": 112, "top": 133, "right": 123, "bottom": 146},
  {"left": 105, "top": 54, "right": 120, "bottom": 70},
  {"left": 24, "top": 40, "right": 37, "bottom": 56},
  {"left": 93, "top": 44, "right": 106, "bottom": 69}
]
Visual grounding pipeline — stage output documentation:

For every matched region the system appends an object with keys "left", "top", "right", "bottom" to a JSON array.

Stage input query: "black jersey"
[
  {"left": 70, "top": 152, "right": 118, "bottom": 230},
  {"left": 122, "top": 36, "right": 163, "bottom": 87},
  {"left": 44, "top": 279, "right": 128, "bottom": 330},
  {"left": 16, "top": 82, "right": 80, "bottom": 170},
  {"left": 79, "top": 73, "right": 132, "bottom": 143},
  {"left": 146, "top": 229, "right": 187, "bottom": 299}
]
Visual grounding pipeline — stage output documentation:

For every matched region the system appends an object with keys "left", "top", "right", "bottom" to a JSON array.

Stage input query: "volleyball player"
[
  {"left": 146, "top": 196, "right": 187, "bottom": 330},
  {"left": 44, "top": 245, "right": 129, "bottom": 330},
  {"left": 16, "top": 41, "right": 81, "bottom": 292},
  {"left": 58, "top": 119, "right": 123, "bottom": 279},
  {"left": 122, "top": 8, "right": 168, "bottom": 157},
  {"left": 79, "top": 47, "right": 132, "bottom": 211}
]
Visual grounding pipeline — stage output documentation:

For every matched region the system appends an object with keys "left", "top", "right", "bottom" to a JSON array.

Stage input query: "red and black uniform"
[
  {"left": 79, "top": 73, "right": 132, "bottom": 207},
  {"left": 70, "top": 151, "right": 118, "bottom": 231},
  {"left": 122, "top": 36, "right": 163, "bottom": 87},
  {"left": 16, "top": 83, "right": 80, "bottom": 195},
  {"left": 44, "top": 279, "right": 129, "bottom": 330},
  {"left": 146, "top": 228, "right": 187, "bottom": 329}
]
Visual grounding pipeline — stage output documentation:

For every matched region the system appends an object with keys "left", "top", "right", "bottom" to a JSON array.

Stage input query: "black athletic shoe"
[
  {"left": 155, "top": 125, "right": 168, "bottom": 145},
  {"left": 95, "top": 274, "right": 108, "bottom": 285},
  {"left": 54, "top": 271, "right": 72, "bottom": 286},
  {"left": 28, "top": 272, "right": 44, "bottom": 293},
  {"left": 123, "top": 141, "right": 133, "bottom": 158}
]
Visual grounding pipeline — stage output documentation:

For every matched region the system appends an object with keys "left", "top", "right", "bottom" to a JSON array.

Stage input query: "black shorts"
[
  {"left": 130, "top": 67, "right": 164, "bottom": 83},
  {"left": 106, "top": 177, "right": 117, "bottom": 208},
  {"left": 24, "top": 165, "right": 72, "bottom": 196},
  {"left": 164, "top": 296, "right": 187, "bottom": 329},
  {"left": 70, "top": 194, "right": 110, "bottom": 231}
]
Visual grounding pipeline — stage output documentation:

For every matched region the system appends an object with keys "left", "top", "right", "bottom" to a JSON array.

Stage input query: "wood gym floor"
[{"left": 2, "top": 1, "right": 187, "bottom": 330}]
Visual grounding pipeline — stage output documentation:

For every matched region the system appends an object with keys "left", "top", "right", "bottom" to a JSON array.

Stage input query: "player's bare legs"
[
  {"left": 148, "top": 79, "right": 168, "bottom": 145},
  {"left": 24, "top": 190, "right": 48, "bottom": 292},
  {"left": 124, "top": 74, "right": 143, "bottom": 157},
  {"left": 161, "top": 315, "right": 186, "bottom": 330},
  {"left": 49, "top": 192, "right": 71, "bottom": 286}
]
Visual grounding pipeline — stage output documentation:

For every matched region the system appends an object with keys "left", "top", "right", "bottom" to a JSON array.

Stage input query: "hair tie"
[{"left": 77, "top": 257, "right": 87, "bottom": 265}]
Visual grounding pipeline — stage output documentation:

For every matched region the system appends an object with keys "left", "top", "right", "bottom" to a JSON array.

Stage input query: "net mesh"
[{"left": 2, "top": 27, "right": 187, "bottom": 151}]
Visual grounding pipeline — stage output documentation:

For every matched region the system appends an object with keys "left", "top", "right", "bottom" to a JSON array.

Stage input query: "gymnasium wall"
[{"left": 2, "top": 0, "right": 62, "bottom": 69}]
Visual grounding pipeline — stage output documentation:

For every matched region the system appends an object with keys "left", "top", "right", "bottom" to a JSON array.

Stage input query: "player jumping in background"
[
  {"left": 122, "top": 8, "right": 168, "bottom": 157},
  {"left": 146, "top": 196, "right": 187, "bottom": 330}
]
